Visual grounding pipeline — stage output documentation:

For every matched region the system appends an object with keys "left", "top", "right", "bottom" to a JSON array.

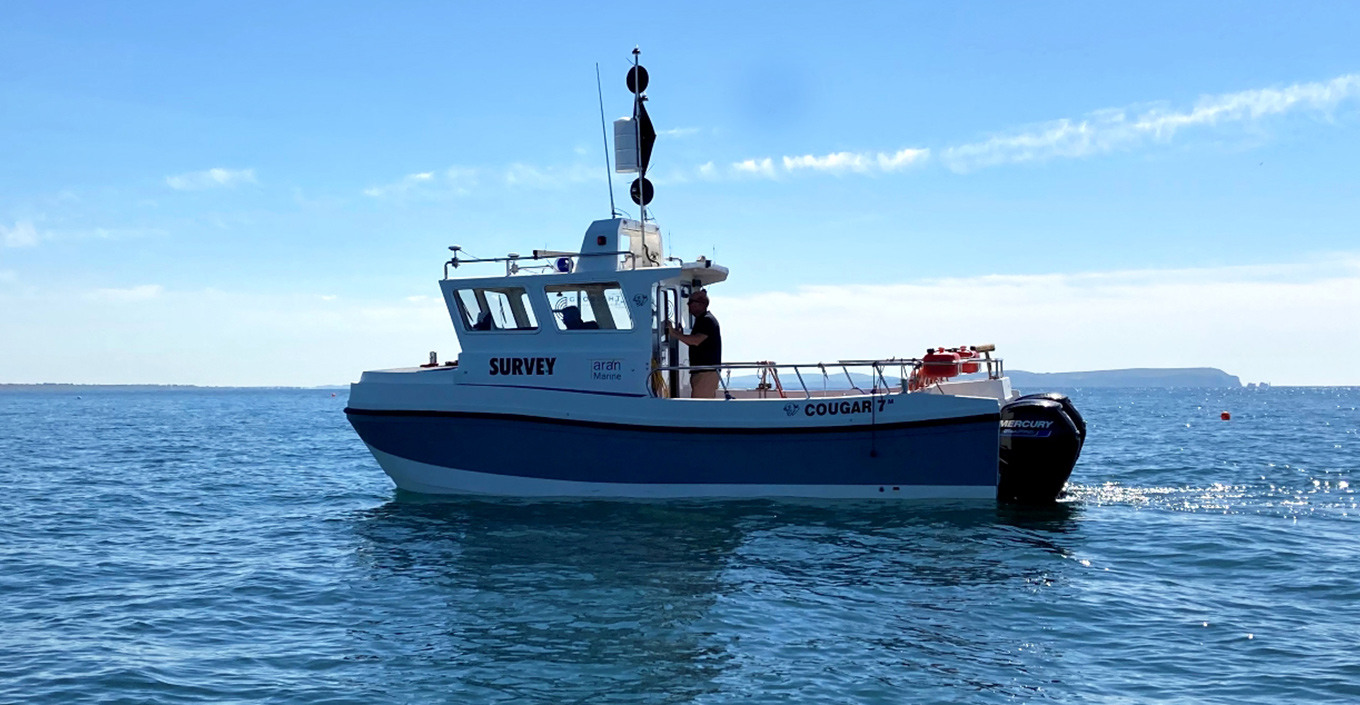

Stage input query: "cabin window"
[
  {"left": 454, "top": 287, "right": 539, "bottom": 331},
  {"left": 545, "top": 282, "right": 633, "bottom": 331}
]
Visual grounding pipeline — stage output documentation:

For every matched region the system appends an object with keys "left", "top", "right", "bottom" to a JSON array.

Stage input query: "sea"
[{"left": 0, "top": 386, "right": 1356, "bottom": 704}]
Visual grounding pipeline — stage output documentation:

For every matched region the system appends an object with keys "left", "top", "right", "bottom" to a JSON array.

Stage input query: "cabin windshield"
[
  {"left": 546, "top": 282, "right": 633, "bottom": 331},
  {"left": 455, "top": 286, "right": 538, "bottom": 331}
]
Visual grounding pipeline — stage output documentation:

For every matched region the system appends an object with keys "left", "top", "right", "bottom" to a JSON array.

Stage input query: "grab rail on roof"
[{"left": 443, "top": 249, "right": 653, "bottom": 279}]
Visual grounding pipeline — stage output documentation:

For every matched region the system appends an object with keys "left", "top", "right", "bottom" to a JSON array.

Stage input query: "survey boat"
[{"left": 344, "top": 51, "right": 1083, "bottom": 502}]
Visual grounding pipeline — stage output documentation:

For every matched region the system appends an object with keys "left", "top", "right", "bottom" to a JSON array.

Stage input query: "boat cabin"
[{"left": 440, "top": 217, "right": 727, "bottom": 398}]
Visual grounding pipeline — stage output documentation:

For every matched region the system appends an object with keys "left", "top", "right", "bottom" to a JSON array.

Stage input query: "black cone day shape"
[{"left": 636, "top": 99, "right": 656, "bottom": 174}]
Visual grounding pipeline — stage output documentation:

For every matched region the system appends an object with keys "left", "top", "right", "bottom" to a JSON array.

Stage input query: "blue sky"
[{"left": 2, "top": 2, "right": 1358, "bottom": 385}]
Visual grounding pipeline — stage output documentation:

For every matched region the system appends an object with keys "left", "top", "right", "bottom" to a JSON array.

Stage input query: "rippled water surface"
[{"left": 1, "top": 387, "right": 1357, "bottom": 703}]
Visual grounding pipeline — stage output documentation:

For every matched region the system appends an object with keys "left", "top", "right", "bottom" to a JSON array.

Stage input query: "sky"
[{"left": 2, "top": 1, "right": 1358, "bottom": 386}]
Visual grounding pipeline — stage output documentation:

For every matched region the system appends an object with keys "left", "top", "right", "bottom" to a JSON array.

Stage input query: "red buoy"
[{"left": 1220, "top": 411, "right": 1231, "bottom": 421}]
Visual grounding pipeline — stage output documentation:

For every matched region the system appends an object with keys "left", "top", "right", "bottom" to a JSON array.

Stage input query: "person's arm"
[{"left": 665, "top": 321, "right": 708, "bottom": 347}]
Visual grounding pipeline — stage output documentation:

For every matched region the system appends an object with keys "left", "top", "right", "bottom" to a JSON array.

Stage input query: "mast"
[{"left": 625, "top": 47, "right": 656, "bottom": 221}]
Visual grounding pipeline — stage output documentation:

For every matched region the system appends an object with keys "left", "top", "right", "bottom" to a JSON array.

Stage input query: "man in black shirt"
[{"left": 666, "top": 288, "right": 722, "bottom": 398}]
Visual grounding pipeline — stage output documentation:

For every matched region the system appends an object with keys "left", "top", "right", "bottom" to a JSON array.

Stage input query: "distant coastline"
[
  {"left": 1003, "top": 367, "right": 1243, "bottom": 388},
  {"left": 0, "top": 368, "right": 1272, "bottom": 391}
]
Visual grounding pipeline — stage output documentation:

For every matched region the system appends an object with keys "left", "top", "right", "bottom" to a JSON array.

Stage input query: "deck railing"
[{"left": 649, "top": 356, "right": 1005, "bottom": 399}]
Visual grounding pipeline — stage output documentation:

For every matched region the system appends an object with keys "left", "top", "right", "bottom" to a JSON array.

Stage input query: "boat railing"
[
  {"left": 443, "top": 248, "right": 654, "bottom": 278},
  {"left": 648, "top": 356, "right": 1005, "bottom": 399}
]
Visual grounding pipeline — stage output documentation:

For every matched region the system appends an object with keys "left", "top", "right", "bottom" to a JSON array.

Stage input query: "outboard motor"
[
  {"left": 1015, "top": 392, "right": 1086, "bottom": 447},
  {"left": 998, "top": 393, "right": 1085, "bottom": 504}
]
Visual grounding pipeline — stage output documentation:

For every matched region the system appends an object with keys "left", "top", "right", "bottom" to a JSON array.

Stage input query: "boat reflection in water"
[{"left": 346, "top": 498, "right": 1086, "bottom": 701}]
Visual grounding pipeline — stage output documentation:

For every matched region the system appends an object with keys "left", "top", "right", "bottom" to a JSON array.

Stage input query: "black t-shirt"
[{"left": 689, "top": 311, "right": 722, "bottom": 369}]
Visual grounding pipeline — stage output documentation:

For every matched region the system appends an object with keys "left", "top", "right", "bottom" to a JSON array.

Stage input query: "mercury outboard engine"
[{"left": 998, "top": 393, "right": 1085, "bottom": 504}]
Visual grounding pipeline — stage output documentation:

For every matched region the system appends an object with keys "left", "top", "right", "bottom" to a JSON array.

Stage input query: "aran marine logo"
[
  {"left": 489, "top": 357, "right": 557, "bottom": 376},
  {"left": 591, "top": 359, "right": 623, "bottom": 381},
  {"left": 783, "top": 403, "right": 800, "bottom": 416},
  {"left": 632, "top": 293, "right": 649, "bottom": 308}
]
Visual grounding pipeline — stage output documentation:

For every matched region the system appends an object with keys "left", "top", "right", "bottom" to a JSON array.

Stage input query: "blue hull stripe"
[
  {"left": 346, "top": 409, "right": 1000, "bottom": 487},
  {"left": 345, "top": 407, "right": 1000, "bottom": 436}
]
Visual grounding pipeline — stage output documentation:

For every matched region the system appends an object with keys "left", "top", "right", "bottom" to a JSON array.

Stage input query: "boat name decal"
[
  {"left": 489, "top": 357, "right": 558, "bottom": 376},
  {"left": 804, "top": 399, "right": 886, "bottom": 417}
]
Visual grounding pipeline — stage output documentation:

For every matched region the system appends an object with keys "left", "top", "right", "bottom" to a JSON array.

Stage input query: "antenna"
[{"left": 596, "top": 63, "right": 617, "bottom": 217}]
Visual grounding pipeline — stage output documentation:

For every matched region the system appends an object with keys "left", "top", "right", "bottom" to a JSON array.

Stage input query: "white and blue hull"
[{"left": 345, "top": 371, "right": 1006, "bottom": 499}]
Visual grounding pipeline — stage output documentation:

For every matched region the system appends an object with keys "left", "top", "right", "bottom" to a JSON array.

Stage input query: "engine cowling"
[{"left": 997, "top": 394, "right": 1084, "bottom": 504}]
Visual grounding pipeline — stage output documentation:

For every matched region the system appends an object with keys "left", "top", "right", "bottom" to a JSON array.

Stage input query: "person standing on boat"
[{"left": 667, "top": 288, "right": 722, "bottom": 398}]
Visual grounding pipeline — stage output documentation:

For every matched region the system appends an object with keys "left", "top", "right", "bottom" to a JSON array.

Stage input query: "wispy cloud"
[
  {"left": 782, "top": 148, "right": 930, "bottom": 174},
  {"left": 85, "top": 284, "right": 164, "bottom": 303},
  {"left": 942, "top": 73, "right": 1360, "bottom": 172},
  {"left": 364, "top": 163, "right": 601, "bottom": 198},
  {"left": 1, "top": 220, "right": 168, "bottom": 249},
  {"left": 165, "top": 168, "right": 257, "bottom": 190},
  {"left": 503, "top": 163, "right": 599, "bottom": 188},
  {"left": 2, "top": 221, "right": 40, "bottom": 248},
  {"left": 83, "top": 226, "right": 169, "bottom": 242},
  {"left": 659, "top": 127, "right": 702, "bottom": 138},
  {"left": 363, "top": 170, "right": 443, "bottom": 198},
  {"left": 717, "top": 148, "right": 932, "bottom": 180},
  {"left": 732, "top": 157, "right": 777, "bottom": 179},
  {"left": 364, "top": 167, "right": 481, "bottom": 198}
]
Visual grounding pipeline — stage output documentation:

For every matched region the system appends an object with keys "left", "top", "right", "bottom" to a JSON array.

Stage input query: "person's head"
[
  {"left": 561, "top": 305, "right": 583, "bottom": 328},
  {"left": 688, "top": 288, "right": 709, "bottom": 314}
]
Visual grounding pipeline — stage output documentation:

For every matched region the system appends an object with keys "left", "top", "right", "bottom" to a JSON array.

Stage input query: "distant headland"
[{"left": 1004, "top": 367, "right": 1242, "bottom": 388}]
